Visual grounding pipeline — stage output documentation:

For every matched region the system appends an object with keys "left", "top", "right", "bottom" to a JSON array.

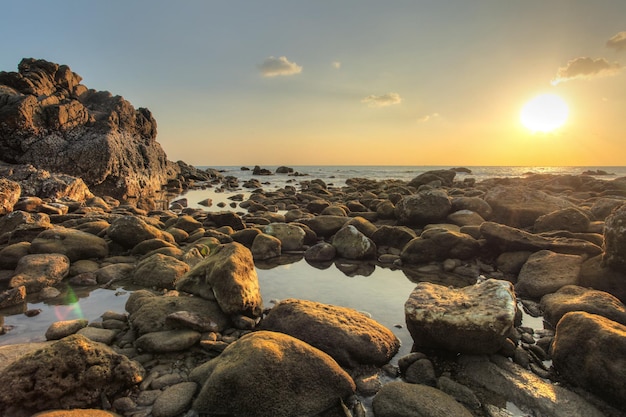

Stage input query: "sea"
[{"left": 2, "top": 165, "right": 625, "bottom": 415}]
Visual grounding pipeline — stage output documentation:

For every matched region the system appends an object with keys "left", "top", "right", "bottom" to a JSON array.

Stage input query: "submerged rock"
[
  {"left": 404, "top": 279, "right": 517, "bottom": 354},
  {"left": 190, "top": 330, "right": 355, "bottom": 417}
]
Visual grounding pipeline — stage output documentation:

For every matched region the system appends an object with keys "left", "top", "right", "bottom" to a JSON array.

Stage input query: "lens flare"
[{"left": 54, "top": 287, "right": 84, "bottom": 321}]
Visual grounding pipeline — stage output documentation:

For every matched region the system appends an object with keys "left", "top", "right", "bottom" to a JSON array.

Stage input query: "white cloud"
[
  {"left": 417, "top": 112, "right": 440, "bottom": 123},
  {"left": 332, "top": 61, "right": 341, "bottom": 69},
  {"left": 259, "top": 56, "right": 302, "bottom": 77},
  {"left": 551, "top": 57, "right": 622, "bottom": 85},
  {"left": 361, "top": 92, "right": 402, "bottom": 107},
  {"left": 607, "top": 31, "right": 626, "bottom": 51}
]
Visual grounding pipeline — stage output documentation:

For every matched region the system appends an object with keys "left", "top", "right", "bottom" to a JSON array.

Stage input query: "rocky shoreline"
[{"left": 1, "top": 58, "right": 626, "bottom": 417}]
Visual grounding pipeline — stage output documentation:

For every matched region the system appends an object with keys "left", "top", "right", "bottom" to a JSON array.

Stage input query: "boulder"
[
  {"left": 552, "top": 312, "right": 626, "bottom": 407},
  {"left": 30, "top": 410, "right": 121, "bottom": 417},
  {"left": 304, "top": 242, "right": 336, "bottom": 262},
  {"left": 0, "top": 334, "right": 144, "bottom": 415},
  {"left": 394, "top": 189, "right": 452, "bottom": 226},
  {"left": 603, "top": 203, "right": 626, "bottom": 272},
  {"left": 260, "top": 298, "right": 400, "bottom": 367},
  {"left": 0, "top": 58, "right": 175, "bottom": 203},
  {"left": 451, "top": 196, "right": 493, "bottom": 220},
  {"left": 151, "top": 382, "right": 198, "bottom": 417},
  {"left": 331, "top": 225, "right": 377, "bottom": 260},
  {"left": 484, "top": 185, "right": 574, "bottom": 228},
  {"left": 372, "top": 381, "right": 473, "bottom": 417},
  {"left": 540, "top": 285, "right": 626, "bottom": 327},
  {"left": 0, "top": 177, "right": 20, "bottom": 215},
  {"left": 408, "top": 169, "right": 457, "bottom": 188},
  {"left": 480, "top": 221, "right": 602, "bottom": 257},
  {"left": 345, "top": 216, "right": 378, "bottom": 237},
  {"left": 45, "top": 319, "right": 89, "bottom": 340},
  {"left": 29, "top": 227, "right": 109, "bottom": 261},
  {"left": 446, "top": 209, "right": 486, "bottom": 227},
  {"left": 400, "top": 228, "right": 480, "bottom": 264},
  {"left": 175, "top": 242, "right": 263, "bottom": 317},
  {"left": 371, "top": 225, "right": 417, "bottom": 250},
  {"left": 533, "top": 207, "right": 591, "bottom": 233},
  {"left": 204, "top": 211, "right": 246, "bottom": 230},
  {"left": 126, "top": 290, "right": 230, "bottom": 335},
  {"left": 404, "top": 279, "right": 517, "bottom": 354},
  {"left": 263, "top": 222, "right": 306, "bottom": 251},
  {"left": 579, "top": 255, "right": 626, "bottom": 302},
  {"left": 297, "top": 215, "right": 350, "bottom": 238},
  {"left": 251, "top": 233, "right": 282, "bottom": 260},
  {"left": 0, "top": 210, "right": 52, "bottom": 243},
  {"left": 0, "top": 285, "right": 26, "bottom": 309},
  {"left": 515, "top": 250, "right": 583, "bottom": 299},
  {"left": 106, "top": 215, "right": 172, "bottom": 248},
  {"left": 458, "top": 354, "right": 605, "bottom": 417},
  {"left": 0, "top": 241, "right": 31, "bottom": 269},
  {"left": 10, "top": 253, "right": 70, "bottom": 293},
  {"left": 190, "top": 331, "right": 355, "bottom": 417},
  {"left": 131, "top": 253, "right": 189, "bottom": 289}
]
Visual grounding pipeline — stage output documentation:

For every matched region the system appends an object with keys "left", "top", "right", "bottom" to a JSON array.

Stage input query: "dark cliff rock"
[{"left": 0, "top": 58, "right": 177, "bottom": 202}]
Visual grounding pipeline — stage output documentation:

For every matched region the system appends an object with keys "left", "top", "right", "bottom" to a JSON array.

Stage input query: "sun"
[{"left": 520, "top": 93, "right": 569, "bottom": 133}]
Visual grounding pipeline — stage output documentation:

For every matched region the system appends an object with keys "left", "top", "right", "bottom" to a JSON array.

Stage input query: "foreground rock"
[
  {"left": 190, "top": 330, "right": 356, "bottom": 417},
  {"left": 260, "top": 298, "right": 400, "bottom": 367},
  {"left": 405, "top": 279, "right": 517, "bottom": 354},
  {"left": 552, "top": 311, "right": 626, "bottom": 408},
  {"left": 515, "top": 250, "right": 583, "bottom": 299},
  {"left": 0, "top": 334, "right": 144, "bottom": 416},
  {"left": 0, "top": 58, "right": 176, "bottom": 203},
  {"left": 9, "top": 253, "right": 70, "bottom": 293}
]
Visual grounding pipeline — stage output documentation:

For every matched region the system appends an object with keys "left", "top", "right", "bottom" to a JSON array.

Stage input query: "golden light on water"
[{"left": 520, "top": 94, "right": 569, "bottom": 133}]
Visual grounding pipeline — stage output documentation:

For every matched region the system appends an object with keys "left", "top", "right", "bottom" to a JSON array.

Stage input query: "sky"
[{"left": 2, "top": 1, "right": 626, "bottom": 167}]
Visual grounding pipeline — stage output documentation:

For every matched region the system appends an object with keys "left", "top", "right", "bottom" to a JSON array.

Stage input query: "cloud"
[
  {"left": 551, "top": 57, "right": 622, "bottom": 85},
  {"left": 361, "top": 92, "right": 402, "bottom": 107},
  {"left": 607, "top": 31, "right": 626, "bottom": 51},
  {"left": 417, "top": 112, "right": 440, "bottom": 123},
  {"left": 259, "top": 56, "right": 302, "bottom": 77}
]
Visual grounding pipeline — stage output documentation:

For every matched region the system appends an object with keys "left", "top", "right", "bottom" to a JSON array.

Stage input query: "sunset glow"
[{"left": 520, "top": 94, "right": 569, "bottom": 133}]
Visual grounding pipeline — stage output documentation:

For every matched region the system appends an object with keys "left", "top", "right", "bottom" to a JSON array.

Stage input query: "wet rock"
[
  {"left": 190, "top": 330, "right": 355, "bottom": 417},
  {"left": 298, "top": 215, "right": 350, "bottom": 238},
  {"left": 603, "top": 203, "right": 626, "bottom": 272},
  {"left": 260, "top": 298, "right": 399, "bottom": 367},
  {"left": 484, "top": 185, "right": 575, "bottom": 228},
  {"left": 552, "top": 311, "right": 626, "bottom": 407},
  {"left": 516, "top": 250, "right": 583, "bottom": 298},
  {"left": 540, "top": 285, "right": 626, "bottom": 327},
  {"left": 10, "top": 253, "right": 70, "bottom": 293},
  {"left": 459, "top": 354, "right": 604, "bottom": 417},
  {"left": 436, "top": 376, "right": 481, "bottom": 410},
  {"left": 45, "top": 319, "right": 89, "bottom": 340},
  {"left": 107, "top": 216, "right": 173, "bottom": 249},
  {"left": 400, "top": 228, "right": 480, "bottom": 264},
  {"left": 263, "top": 222, "right": 306, "bottom": 251},
  {"left": 126, "top": 290, "right": 230, "bottom": 335},
  {"left": 332, "top": 225, "right": 376, "bottom": 260},
  {"left": 95, "top": 263, "right": 135, "bottom": 285},
  {"left": 131, "top": 253, "right": 189, "bottom": 289},
  {"left": 304, "top": 242, "right": 336, "bottom": 262},
  {"left": 0, "top": 285, "right": 26, "bottom": 309},
  {"left": 404, "top": 279, "right": 517, "bottom": 354},
  {"left": 371, "top": 225, "right": 417, "bottom": 250},
  {"left": 175, "top": 242, "right": 263, "bottom": 317},
  {"left": 0, "top": 334, "right": 144, "bottom": 415},
  {"left": 77, "top": 326, "right": 118, "bottom": 345},
  {"left": 372, "top": 381, "right": 473, "bottom": 417},
  {"left": 345, "top": 216, "right": 378, "bottom": 237},
  {"left": 533, "top": 207, "right": 591, "bottom": 233},
  {"left": 151, "top": 381, "right": 198, "bottom": 417},
  {"left": 404, "top": 358, "right": 436, "bottom": 385},
  {"left": 0, "top": 178, "right": 20, "bottom": 215},
  {"left": 29, "top": 227, "right": 109, "bottom": 261},
  {"left": 395, "top": 189, "right": 452, "bottom": 226},
  {"left": 135, "top": 329, "right": 201, "bottom": 353},
  {"left": 251, "top": 233, "right": 282, "bottom": 260}
]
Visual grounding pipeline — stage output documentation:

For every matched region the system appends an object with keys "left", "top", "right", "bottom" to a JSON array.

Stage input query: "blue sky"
[{"left": 2, "top": 1, "right": 626, "bottom": 166}]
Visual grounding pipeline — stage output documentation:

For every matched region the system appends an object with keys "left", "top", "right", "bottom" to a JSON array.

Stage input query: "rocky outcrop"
[
  {"left": 190, "top": 331, "right": 356, "bottom": 417},
  {"left": 0, "top": 58, "right": 176, "bottom": 203}
]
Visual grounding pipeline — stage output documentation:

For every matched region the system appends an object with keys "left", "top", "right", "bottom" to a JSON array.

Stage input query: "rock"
[
  {"left": 190, "top": 330, "right": 355, "bottom": 417},
  {"left": 484, "top": 185, "right": 575, "bottom": 228},
  {"left": 131, "top": 238, "right": 177, "bottom": 255},
  {"left": 447, "top": 209, "right": 486, "bottom": 227},
  {"left": 0, "top": 334, "right": 144, "bottom": 415},
  {"left": 10, "top": 253, "right": 70, "bottom": 293},
  {"left": 459, "top": 354, "right": 604, "bottom": 417},
  {"left": 45, "top": 319, "right": 89, "bottom": 340},
  {"left": 515, "top": 250, "right": 583, "bottom": 298},
  {"left": 451, "top": 196, "right": 493, "bottom": 220},
  {"left": 552, "top": 311, "right": 626, "bottom": 408},
  {"left": 166, "top": 215, "right": 203, "bottom": 233},
  {"left": 394, "top": 189, "right": 452, "bottom": 226},
  {"left": 204, "top": 211, "right": 246, "bottom": 230},
  {"left": 408, "top": 169, "right": 457, "bottom": 188},
  {"left": 480, "top": 221, "right": 602, "bottom": 257},
  {"left": 533, "top": 207, "right": 591, "bottom": 233},
  {"left": 495, "top": 251, "right": 532, "bottom": 276},
  {"left": 298, "top": 215, "right": 350, "bottom": 238},
  {"left": 151, "top": 382, "right": 198, "bottom": 417},
  {"left": 603, "top": 203, "right": 626, "bottom": 272},
  {"left": 0, "top": 241, "right": 31, "bottom": 269},
  {"left": 579, "top": 255, "right": 626, "bottom": 302},
  {"left": 251, "top": 233, "right": 282, "bottom": 260},
  {"left": 345, "top": 216, "right": 378, "bottom": 237},
  {"left": 262, "top": 222, "right": 306, "bottom": 251},
  {"left": 372, "top": 381, "right": 473, "bottom": 417},
  {"left": 0, "top": 210, "right": 52, "bottom": 243},
  {"left": 175, "top": 242, "right": 263, "bottom": 317},
  {"left": 304, "top": 242, "right": 336, "bottom": 262},
  {"left": 400, "top": 228, "right": 480, "bottom": 264},
  {"left": 0, "top": 58, "right": 175, "bottom": 203},
  {"left": 106, "top": 215, "right": 172, "bottom": 249},
  {"left": 275, "top": 165, "right": 293, "bottom": 174},
  {"left": 404, "top": 358, "right": 437, "bottom": 385},
  {"left": 76, "top": 327, "right": 118, "bottom": 345},
  {"left": 95, "top": 263, "right": 135, "bottom": 285},
  {"left": 371, "top": 225, "right": 417, "bottom": 249},
  {"left": 0, "top": 285, "right": 26, "bottom": 309},
  {"left": 0, "top": 177, "right": 20, "bottom": 215},
  {"left": 29, "top": 227, "right": 109, "bottom": 261},
  {"left": 436, "top": 376, "right": 481, "bottom": 410},
  {"left": 404, "top": 279, "right": 517, "bottom": 354},
  {"left": 126, "top": 290, "right": 230, "bottom": 335},
  {"left": 30, "top": 410, "right": 122, "bottom": 417},
  {"left": 540, "top": 285, "right": 626, "bottom": 327},
  {"left": 260, "top": 298, "right": 400, "bottom": 367},
  {"left": 331, "top": 225, "right": 377, "bottom": 260},
  {"left": 135, "top": 329, "right": 201, "bottom": 353},
  {"left": 131, "top": 253, "right": 189, "bottom": 289}
]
